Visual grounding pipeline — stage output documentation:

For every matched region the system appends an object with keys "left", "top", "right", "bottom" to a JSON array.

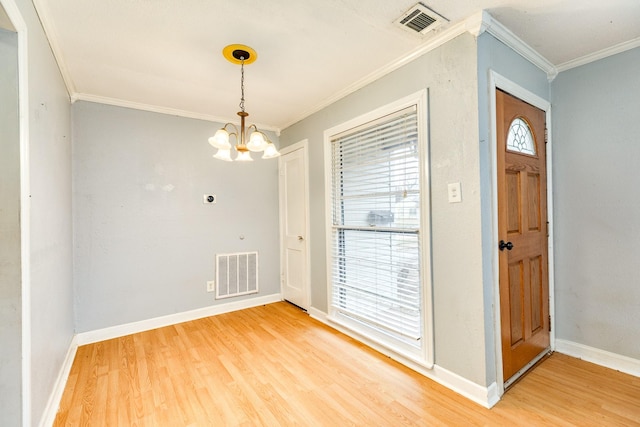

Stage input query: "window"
[
  {"left": 325, "top": 91, "right": 432, "bottom": 364},
  {"left": 506, "top": 117, "right": 536, "bottom": 155}
]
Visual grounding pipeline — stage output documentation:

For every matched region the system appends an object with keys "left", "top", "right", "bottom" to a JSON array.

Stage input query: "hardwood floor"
[{"left": 54, "top": 302, "right": 640, "bottom": 426}]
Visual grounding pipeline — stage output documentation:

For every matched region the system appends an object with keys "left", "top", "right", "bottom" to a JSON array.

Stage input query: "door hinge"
[
  {"left": 544, "top": 127, "right": 548, "bottom": 144},
  {"left": 548, "top": 315, "right": 552, "bottom": 332},
  {"left": 546, "top": 221, "right": 550, "bottom": 238}
]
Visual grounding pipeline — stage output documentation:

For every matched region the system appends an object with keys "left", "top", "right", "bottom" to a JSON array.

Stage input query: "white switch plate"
[
  {"left": 448, "top": 182, "right": 462, "bottom": 203},
  {"left": 207, "top": 281, "right": 215, "bottom": 292}
]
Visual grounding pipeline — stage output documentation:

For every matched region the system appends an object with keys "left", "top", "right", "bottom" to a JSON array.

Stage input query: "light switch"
[{"left": 448, "top": 182, "right": 462, "bottom": 203}]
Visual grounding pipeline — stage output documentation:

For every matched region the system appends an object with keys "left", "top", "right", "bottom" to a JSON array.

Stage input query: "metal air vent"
[{"left": 394, "top": 3, "right": 448, "bottom": 35}]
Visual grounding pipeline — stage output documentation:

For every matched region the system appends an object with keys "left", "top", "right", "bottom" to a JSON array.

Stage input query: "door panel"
[
  {"left": 497, "top": 89, "right": 550, "bottom": 382},
  {"left": 506, "top": 172, "right": 520, "bottom": 233},
  {"left": 530, "top": 256, "right": 543, "bottom": 332},
  {"left": 508, "top": 261, "right": 524, "bottom": 346},
  {"left": 527, "top": 174, "right": 541, "bottom": 231}
]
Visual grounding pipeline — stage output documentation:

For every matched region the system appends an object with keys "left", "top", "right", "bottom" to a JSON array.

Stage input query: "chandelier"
[{"left": 208, "top": 44, "right": 280, "bottom": 162}]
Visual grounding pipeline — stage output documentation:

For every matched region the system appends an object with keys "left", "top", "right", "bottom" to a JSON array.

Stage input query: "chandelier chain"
[{"left": 239, "top": 58, "right": 245, "bottom": 112}]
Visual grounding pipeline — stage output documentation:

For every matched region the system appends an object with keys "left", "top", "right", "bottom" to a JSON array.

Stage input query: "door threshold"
[
  {"left": 284, "top": 300, "right": 308, "bottom": 312},
  {"left": 504, "top": 348, "right": 552, "bottom": 390}
]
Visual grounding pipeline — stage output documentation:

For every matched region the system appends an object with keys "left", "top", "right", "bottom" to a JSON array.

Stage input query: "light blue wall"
[
  {"left": 552, "top": 47, "right": 640, "bottom": 359},
  {"left": 5, "top": 0, "right": 75, "bottom": 424},
  {"left": 280, "top": 31, "right": 557, "bottom": 388},
  {"left": 0, "top": 26, "right": 21, "bottom": 426},
  {"left": 72, "top": 101, "right": 280, "bottom": 332},
  {"left": 281, "top": 33, "right": 491, "bottom": 386},
  {"left": 476, "top": 33, "right": 551, "bottom": 384}
]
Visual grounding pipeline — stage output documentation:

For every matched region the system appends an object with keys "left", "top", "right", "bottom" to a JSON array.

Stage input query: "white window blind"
[{"left": 329, "top": 105, "right": 422, "bottom": 346}]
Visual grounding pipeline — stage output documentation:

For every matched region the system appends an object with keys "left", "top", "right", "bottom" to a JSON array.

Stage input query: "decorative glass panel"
[{"left": 506, "top": 117, "right": 536, "bottom": 155}]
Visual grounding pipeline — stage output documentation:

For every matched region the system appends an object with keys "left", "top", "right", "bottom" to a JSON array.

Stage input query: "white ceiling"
[{"left": 33, "top": 0, "right": 640, "bottom": 131}]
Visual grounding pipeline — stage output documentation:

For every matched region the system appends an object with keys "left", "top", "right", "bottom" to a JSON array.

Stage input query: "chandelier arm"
[
  {"left": 220, "top": 123, "right": 240, "bottom": 151},
  {"left": 224, "top": 123, "right": 239, "bottom": 146},
  {"left": 222, "top": 122, "right": 239, "bottom": 134}
]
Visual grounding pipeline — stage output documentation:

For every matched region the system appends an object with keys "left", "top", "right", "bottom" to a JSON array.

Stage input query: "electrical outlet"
[
  {"left": 207, "top": 281, "right": 215, "bottom": 293},
  {"left": 203, "top": 194, "right": 216, "bottom": 204}
]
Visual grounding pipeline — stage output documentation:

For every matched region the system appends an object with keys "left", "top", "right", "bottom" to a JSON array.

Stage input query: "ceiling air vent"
[{"left": 394, "top": 3, "right": 448, "bottom": 35}]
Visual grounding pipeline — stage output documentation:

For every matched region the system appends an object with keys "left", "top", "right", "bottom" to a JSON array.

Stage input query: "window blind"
[{"left": 329, "top": 105, "right": 422, "bottom": 344}]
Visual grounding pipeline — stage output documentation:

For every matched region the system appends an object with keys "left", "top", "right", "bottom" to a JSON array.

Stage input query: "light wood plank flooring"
[{"left": 54, "top": 302, "right": 640, "bottom": 426}]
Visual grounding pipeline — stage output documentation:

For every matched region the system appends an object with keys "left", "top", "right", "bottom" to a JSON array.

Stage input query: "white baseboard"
[
  {"left": 555, "top": 339, "right": 640, "bottom": 378},
  {"left": 38, "top": 335, "right": 79, "bottom": 427},
  {"left": 430, "top": 367, "right": 500, "bottom": 409},
  {"left": 77, "top": 293, "right": 282, "bottom": 345},
  {"left": 308, "top": 307, "right": 499, "bottom": 408},
  {"left": 308, "top": 306, "right": 328, "bottom": 323}
]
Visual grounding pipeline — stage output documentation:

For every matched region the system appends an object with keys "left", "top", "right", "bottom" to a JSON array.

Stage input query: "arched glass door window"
[{"left": 506, "top": 117, "right": 536, "bottom": 155}]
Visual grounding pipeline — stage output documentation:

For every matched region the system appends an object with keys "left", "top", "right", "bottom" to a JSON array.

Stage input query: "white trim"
[
  {"left": 72, "top": 93, "right": 280, "bottom": 133},
  {"left": 284, "top": 11, "right": 557, "bottom": 129},
  {"left": 475, "top": 11, "right": 557, "bottom": 81},
  {"left": 556, "top": 37, "right": 640, "bottom": 73},
  {"left": 281, "top": 19, "right": 475, "bottom": 129},
  {"left": 30, "top": 6, "right": 562, "bottom": 133},
  {"left": 1, "top": 1, "right": 31, "bottom": 425},
  {"left": 308, "top": 307, "right": 499, "bottom": 408},
  {"left": 37, "top": 336, "right": 78, "bottom": 427},
  {"left": 555, "top": 339, "right": 640, "bottom": 378},
  {"left": 30, "top": 0, "right": 74, "bottom": 97},
  {"left": 418, "top": 89, "right": 434, "bottom": 367},
  {"left": 323, "top": 89, "right": 434, "bottom": 367},
  {"left": 278, "top": 140, "right": 311, "bottom": 310},
  {"left": 27, "top": 6, "right": 561, "bottom": 132},
  {"left": 76, "top": 293, "right": 282, "bottom": 345},
  {"left": 308, "top": 306, "right": 328, "bottom": 323},
  {"left": 488, "top": 71, "right": 554, "bottom": 397}
]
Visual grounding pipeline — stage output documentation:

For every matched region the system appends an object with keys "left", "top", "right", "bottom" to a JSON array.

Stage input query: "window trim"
[{"left": 323, "top": 90, "right": 433, "bottom": 368}]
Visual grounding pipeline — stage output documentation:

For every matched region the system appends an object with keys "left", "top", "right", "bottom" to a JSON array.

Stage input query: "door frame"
[
  {"left": 489, "top": 71, "right": 555, "bottom": 396},
  {"left": 1, "top": 0, "right": 32, "bottom": 424},
  {"left": 278, "top": 139, "right": 311, "bottom": 310}
]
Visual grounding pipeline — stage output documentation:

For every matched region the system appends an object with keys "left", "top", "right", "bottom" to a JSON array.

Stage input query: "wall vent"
[
  {"left": 216, "top": 252, "right": 258, "bottom": 299},
  {"left": 394, "top": 3, "right": 448, "bottom": 35}
]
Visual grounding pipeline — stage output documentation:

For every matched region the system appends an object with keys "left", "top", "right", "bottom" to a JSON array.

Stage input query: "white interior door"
[{"left": 279, "top": 142, "right": 310, "bottom": 309}]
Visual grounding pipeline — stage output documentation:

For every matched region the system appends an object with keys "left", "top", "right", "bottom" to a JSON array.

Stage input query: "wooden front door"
[{"left": 497, "top": 89, "right": 550, "bottom": 383}]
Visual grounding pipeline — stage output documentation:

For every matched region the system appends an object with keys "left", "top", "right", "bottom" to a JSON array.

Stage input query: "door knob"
[
  {"left": 499, "top": 240, "right": 513, "bottom": 251},
  {"left": 298, "top": 235, "right": 304, "bottom": 241}
]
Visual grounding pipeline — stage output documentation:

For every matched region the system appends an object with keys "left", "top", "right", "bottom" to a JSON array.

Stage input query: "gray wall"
[
  {"left": 552, "top": 47, "right": 640, "bottom": 359},
  {"left": 0, "top": 27, "right": 21, "bottom": 426},
  {"left": 4, "top": 0, "right": 75, "bottom": 424},
  {"left": 280, "top": 33, "right": 491, "bottom": 386},
  {"left": 476, "top": 33, "right": 551, "bottom": 384},
  {"left": 16, "top": 0, "right": 75, "bottom": 421},
  {"left": 72, "top": 101, "right": 280, "bottom": 332}
]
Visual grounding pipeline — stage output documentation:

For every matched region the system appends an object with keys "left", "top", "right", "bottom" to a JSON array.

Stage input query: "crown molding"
[
  {"left": 473, "top": 10, "right": 558, "bottom": 81},
  {"left": 72, "top": 92, "right": 281, "bottom": 133},
  {"left": 36, "top": 4, "right": 563, "bottom": 130},
  {"left": 282, "top": 11, "right": 558, "bottom": 129},
  {"left": 279, "top": 17, "right": 476, "bottom": 129},
  {"left": 32, "top": 0, "right": 75, "bottom": 97},
  {"left": 556, "top": 36, "right": 640, "bottom": 73}
]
